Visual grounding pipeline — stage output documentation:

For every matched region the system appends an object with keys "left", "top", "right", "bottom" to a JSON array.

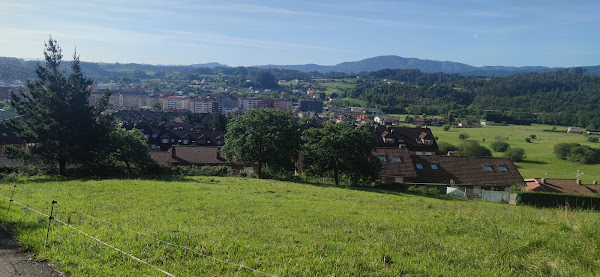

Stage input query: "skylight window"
[
  {"left": 484, "top": 165, "right": 493, "bottom": 172},
  {"left": 1, "top": 133, "right": 7, "bottom": 137},
  {"left": 431, "top": 163, "right": 438, "bottom": 170},
  {"left": 393, "top": 156, "right": 402, "bottom": 163},
  {"left": 498, "top": 165, "right": 508, "bottom": 172},
  {"left": 378, "top": 155, "right": 386, "bottom": 162},
  {"left": 416, "top": 163, "right": 424, "bottom": 169}
]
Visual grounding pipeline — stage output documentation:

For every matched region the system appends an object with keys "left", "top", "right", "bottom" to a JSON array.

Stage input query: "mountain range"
[
  {"left": 256, "top": 55, "right": 600, "bottom": 76},
  {"left": 2, "top": 55, "right": 599, "bottom": 80}
]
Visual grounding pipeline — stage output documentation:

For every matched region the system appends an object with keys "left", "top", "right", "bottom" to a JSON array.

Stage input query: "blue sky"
[{"left": 1, "top": 0, "right": 598, "bottom": 67}]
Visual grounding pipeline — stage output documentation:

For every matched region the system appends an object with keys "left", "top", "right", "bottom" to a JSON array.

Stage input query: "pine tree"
[{"left": 6, "top": 37, "right": 109, "bottom": 175}]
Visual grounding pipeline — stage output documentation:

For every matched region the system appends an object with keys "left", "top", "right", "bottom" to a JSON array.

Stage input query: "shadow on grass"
[
  {"left": 518, "top": 160, "right": 549, "bottom": 165},
  {"left": 0, "top": 174, "right": 205, "bottom": 185}
]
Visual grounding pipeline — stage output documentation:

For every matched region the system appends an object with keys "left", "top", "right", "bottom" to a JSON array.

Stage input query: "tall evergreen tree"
[{"left": 6, "top": 38, "right": 110, "bottom": 175}]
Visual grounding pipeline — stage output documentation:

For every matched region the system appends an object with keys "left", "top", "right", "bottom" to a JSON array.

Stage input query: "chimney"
[
  {"left": 541, "top": 178, "right": 546, "bottom": 184},
  {"left": 576, "top": 179, "right": 582, "bottom": 185},
  {"left": 447, "top": 151, "right": 455, "bottom": 156},
  {"left": 171, "top": 145, "right": 176, "bottom": 159}
]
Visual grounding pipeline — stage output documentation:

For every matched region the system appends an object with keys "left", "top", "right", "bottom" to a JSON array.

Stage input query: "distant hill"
[
  {"left": 190, "top": 62, "right": 229, "bottom": 68},
  {"left": 256, "top": 55, "right": 578, "bottom": 76}
]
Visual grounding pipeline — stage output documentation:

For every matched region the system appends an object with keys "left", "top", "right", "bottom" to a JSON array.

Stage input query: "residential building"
[{"left": 524, "top": 178, "right": 600, "bottom": 196}]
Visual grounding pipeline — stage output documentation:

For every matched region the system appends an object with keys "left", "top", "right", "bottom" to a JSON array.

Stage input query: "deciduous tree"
[
  {"left": 221, "top": 109, "right": 300, "bottom": 178},
  {"left": 302, "top": 122, "right": 380, "bottom": 185}
]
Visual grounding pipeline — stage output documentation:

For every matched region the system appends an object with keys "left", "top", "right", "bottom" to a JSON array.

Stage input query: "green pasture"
[
  {"left": 1, "top": 176, "right": 599, "bottom": 276},
  {"left": 318, "top": 81, "right": 357, "bottom": 95},
  {"left": 430, "top": 124, "right": 600, "bottom": 183}
]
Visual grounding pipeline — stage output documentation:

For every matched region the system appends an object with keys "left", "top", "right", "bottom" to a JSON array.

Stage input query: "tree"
[
  {"left": 221, "top": 109, "right": 300, "bottom": 178},
  {"left": 6, "top": 38, "right": 110, "bottom": 175},
  {"left": 490, "top": 141, "right": 510, "bottom": 152},
  {"left": 456, "top": 141, "right": 492, "bottom": 157},
  {"left": 254, "top": 70, "right": 277, "bottom": 89},
  {"left": 302, "top": 122, "right": 381, "bottom": 185},
  {"left": 204, "top": 113, "right": 229, "bottom": 131},
  {"left": 458, "top": 133, "right": 470, "bottom": 140},
  {"left": 103, "top": 126, "right": 157, "bottom": 173},
  {"left": 504, "top": 147, "right": 526, "bottom": 162}
]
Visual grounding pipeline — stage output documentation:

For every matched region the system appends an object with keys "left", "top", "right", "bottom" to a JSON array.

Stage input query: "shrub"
[
  {"left": 407, "top": 185, "right": 440, "bottom": 195},
  {"left": 456, "top": 140, "right": 492, "bottom": 157},
  {"left": 443, "top": 125, "right": 451, "bottom": 131},
  {"left": 504, "top": 147, "right": 526, "bottom": 162},
  {"left": 458, "top": 133, "right": 470, "bottom": 140},
  {"left": 519, "top": 192, "right": 600, "bottom": 211},
  {"left": 525, "top": 137, "right": 531, "bottom": 143},
  {"left": 587, "top": 136, "right": 599, "bottom": 143},
  {"left": 490, "top": 141, "right": 510, "bottom": 152},
  {"left": 554, "top": 143, "right": 600, "bottom": 164},
  {"left": 437, "top": 141, "right": 458, "bottom": 155}
]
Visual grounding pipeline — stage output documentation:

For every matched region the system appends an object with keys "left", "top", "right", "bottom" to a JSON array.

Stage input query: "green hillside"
[
  {"left": 430, "top": 124, "right": 600, "bottom": 183},
  {"left": 1, "top": 176, "right": 599, "bottom": 276}
]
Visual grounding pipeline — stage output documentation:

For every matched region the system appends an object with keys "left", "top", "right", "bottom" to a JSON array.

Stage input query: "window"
[
  {"left": 183, "top": 139, "right": 189, "bottom": 144},
  {"left": 1, "top": 132, "right": 7, "bottom": 137},
  {"left": 378, "top": 155, "right": 386, "bottom": 162},
  {"left": 170, "top": 139, "right": 175, "bottom": 143},
  {"left": 484, "top": 165, "right": 493, "bottom": 172},
  {"left": 381, "top": 177, "right": 387, "bottom": 183},
  {"left": 426, "top": 152, "right": 433, "bottom": 156},
  {"left": 151, "top": 144, "right": 157, "bottom": 149},
  {"left": 151, "top": 134, "right": 158, "bottom": 138},
  {"left": 393, "top": 156, "right": 402, "bottom": 163},
  {"left": 416, "top": 139, "right": 422, "bottom": 145},
  {"left": 416, "top": 163, "right": 423, "bottom": 169},
  {"left": 384, "top": 138, "right": 394, "bottom": 143},
  {"left": 161, "top": 138, "right": 169, "bottom": 143},
  {"left": 416, "top": 151, "right": 423, "bottom": 155},
  {"left": 431, "top": 163, "right": 438, "bottom": 170},
  {"left": 498, "top": 165, "right": 508, "bottom": 172}
]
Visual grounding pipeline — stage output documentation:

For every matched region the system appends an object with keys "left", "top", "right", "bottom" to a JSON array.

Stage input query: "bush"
[
  {"left": 456, "top": 141, "right": 492, "bottom": 157},
  {"left": 407, "top": 185, "right": 440, "bottom": 195},
  {"left": 519, "top": 192, "right": 600, "bottom": 211},
  {"left": 587, "top": 136, "right": 599, "bottom": 143},
  {"left": 443, "top": 125, "right": 451, "bottom": 131},
  {"left": 504, "top": 147, "right": 526, "bottom": 162},
  {"left": 177, "top": 166, "right": 230, "bottom": 176},
  {"left": 458, "top": 133, "right": 470, "bottom": 140},
  {"left": 437, "top": 141, "right": 458, "bottom": 155},
  {"left": 525, "top": 137, "right": 531, "bottom": 143},
  {"left": 490, "top": 141, "right": 510, "bottom": 152},
  {"left": 554, "top": 143, "right": 600, "bottom": 164}
]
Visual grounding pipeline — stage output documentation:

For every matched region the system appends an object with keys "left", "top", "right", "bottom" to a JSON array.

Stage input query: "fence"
[{"left": 0, "top": 184, "right": 274, "bottom": 277}]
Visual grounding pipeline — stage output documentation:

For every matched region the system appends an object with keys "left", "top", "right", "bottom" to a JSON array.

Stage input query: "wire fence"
[{"left": 0, "top": 185, "right": 275, "bottom": 277}]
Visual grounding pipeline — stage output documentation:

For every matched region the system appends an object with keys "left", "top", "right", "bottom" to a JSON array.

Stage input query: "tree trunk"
[
  {"left": 59, "top": 159, "right": 66, "bottom": 176},
  {"left": 125, "top": 161, "right": 132, "bottom": 174},
  {"left": 333, "top": 163, "right": 339, "bottom": 185},
  {"left": 257, "top": 161, "right": 263, "bottom": 179}
]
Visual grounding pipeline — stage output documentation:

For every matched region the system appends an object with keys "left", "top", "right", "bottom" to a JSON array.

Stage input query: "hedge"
[{"left": 519, "top": 191, "right": 600, "bottom": 211}]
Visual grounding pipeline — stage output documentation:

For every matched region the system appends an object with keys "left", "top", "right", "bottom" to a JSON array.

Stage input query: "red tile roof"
[
  {"left": 411, "top": 155, "right": 524, "bottom": 186},
  {"left": 373, "top": 148, "right": 417, "bottom": 178},
  {"left": 524, "top": 178, "right": 600, "bottom": 196}
]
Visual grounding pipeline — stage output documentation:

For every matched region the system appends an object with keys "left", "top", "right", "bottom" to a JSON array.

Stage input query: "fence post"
[
  {"left": 46, "top": 200, "right": 57, "bottom": 242},
  {"left": 6, "top": 185, "right": 16, "bottom": 217}
]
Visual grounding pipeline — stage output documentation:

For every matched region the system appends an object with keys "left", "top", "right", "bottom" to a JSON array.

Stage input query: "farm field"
[
  {"left": 430, "top": 124, "right": 600, "bottom": 183},
  {"left": 1, "top": 176, "right": 599, "bottom": 276}
]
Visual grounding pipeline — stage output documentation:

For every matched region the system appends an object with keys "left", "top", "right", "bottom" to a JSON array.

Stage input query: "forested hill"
[{"left": 345, "top": 68, "right": 600, "bottom": 129}]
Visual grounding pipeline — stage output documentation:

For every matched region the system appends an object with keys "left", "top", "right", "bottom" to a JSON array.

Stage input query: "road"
[{"left": 0, "top": 226, "right": 61, "bottom": 277}]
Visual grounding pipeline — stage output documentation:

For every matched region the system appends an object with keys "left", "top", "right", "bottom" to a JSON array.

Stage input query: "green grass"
[
  {"left": 317, "top": 82, "right": 357, "bottom": 95},
  {"left": 1, "top": 176, "right": 599, "bottom": 276},
  {"left": 430, "top": 124, "right": 600, "bottom": 183}
]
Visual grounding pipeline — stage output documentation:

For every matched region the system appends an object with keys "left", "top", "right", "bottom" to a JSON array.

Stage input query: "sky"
[{"left": 1, "top": 0, "right": 599, "bottom": 67}]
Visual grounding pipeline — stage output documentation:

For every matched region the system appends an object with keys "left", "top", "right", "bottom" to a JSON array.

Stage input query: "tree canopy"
[
  {"left": 221, "top": 109, "right": 300, "bottom": 178},
  {"left": 302, "top": 122, "right": 381, "bottom": 185},
  {"left": 5, "top": 38, "right": 154, "bottom": 175}
]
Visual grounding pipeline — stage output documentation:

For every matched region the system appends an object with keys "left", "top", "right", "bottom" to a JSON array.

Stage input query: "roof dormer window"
[
  {"left": 393, "top": 156, "right": 401, "bottom": 163},
  {"left": 484, "top": 165, "right": 493, "bottom": 172},
  {"left": 416, "top": 163, "right": 424, "bottom": 169},
  {"left": 498, "top": 165, "right": 508, "bottom": 172},
  {"left": 378, "top": 155, "right": 386, "bottom": 162}
]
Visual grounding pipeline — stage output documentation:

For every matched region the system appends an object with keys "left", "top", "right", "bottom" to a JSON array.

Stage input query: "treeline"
[{"left": 345, "top": 68, "right": 600, "bottom": 129}]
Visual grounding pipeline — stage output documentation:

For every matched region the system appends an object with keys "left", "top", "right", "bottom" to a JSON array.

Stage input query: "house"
[
  {"left": 150, "top": 146, "right": 255, "bottom": 174},
  {"left": 524, "top": 178, "right": 600, "bottom": 196},
  {"left": 567, "top": 127, "right": 582, "bottom": 134},
  {"left": 586, "top": 130, "right": 600, "bottom": 136},
  {"left": 410, "top": 155, "right": 524, "bottom": 197},
  {"left": 372, "top": 126, "right": 438, "bottom": 155},
  {"left": 374, "top": 148, "right": 416, "bottom": 184},
  {"left": 480, "top": 121, "right": 496, "bottom": 126},
  {"left": 0, "top": 123, "right": 27, "bottom": 153},
  {"left": 373, "top": 115, "right": 400, "bottom": 126},
  {"left": 412, "top": 118, "right": 426, "bottom": 126}
]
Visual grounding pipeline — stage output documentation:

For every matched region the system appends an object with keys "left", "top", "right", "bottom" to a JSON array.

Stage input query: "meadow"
[
  {"left": 1, "top": 176, "right": 599, "bottom": 276},
  {"left": 429, "top": 124, "right": 600, "bottom": 183}
]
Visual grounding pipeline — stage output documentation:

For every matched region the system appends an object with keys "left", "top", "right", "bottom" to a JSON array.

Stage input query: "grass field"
[
  {"left": 1, "top": 176, "right": 599, "bottom": 276},
  {"left": 429, "top": 124, "right": 600, "bottom": 183}
]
